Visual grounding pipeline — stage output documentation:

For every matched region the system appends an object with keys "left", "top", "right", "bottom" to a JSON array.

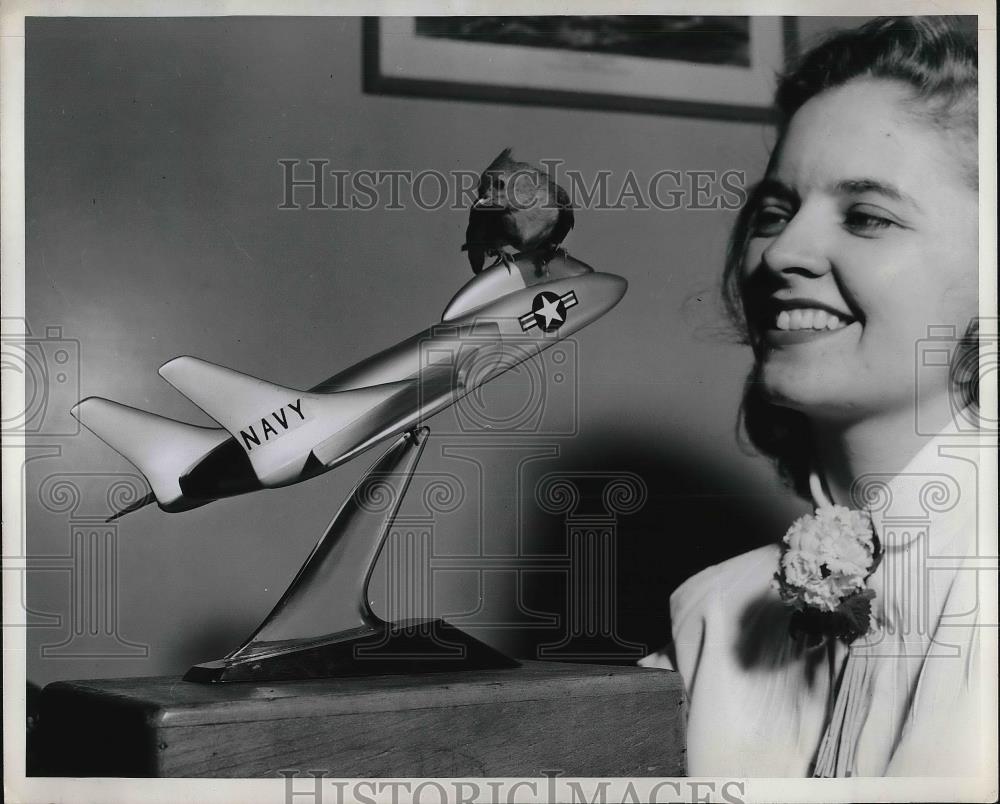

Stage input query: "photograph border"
[{"left": 2, "top": 2, "right": 997, "bottom": 803}]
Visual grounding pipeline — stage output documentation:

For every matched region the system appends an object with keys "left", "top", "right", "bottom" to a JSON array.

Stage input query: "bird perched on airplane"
[{"left": 462, "top": 148, "right": 574, "bottom": 274}]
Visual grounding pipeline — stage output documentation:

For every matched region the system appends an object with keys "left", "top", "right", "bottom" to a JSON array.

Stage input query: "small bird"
[{"left": 462, "top": 148, "right": 574, "bottom": 274}]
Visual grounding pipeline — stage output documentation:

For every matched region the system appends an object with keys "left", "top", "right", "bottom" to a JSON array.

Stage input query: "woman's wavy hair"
[{"left": 722, "top": 16, "right": 979, "bottom": 499}]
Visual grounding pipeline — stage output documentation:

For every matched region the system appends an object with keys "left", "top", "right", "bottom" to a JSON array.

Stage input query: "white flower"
[{"left": 775, "top": 505, "right": 877, "bottom": 613}]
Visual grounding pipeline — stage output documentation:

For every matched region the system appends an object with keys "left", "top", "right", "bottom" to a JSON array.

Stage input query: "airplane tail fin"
[
  {"left": 158, "top": 355, "right": 419, "bottom": 486},
  {"left": 70, "top": 397, "right": 229, "bottom": 516}
]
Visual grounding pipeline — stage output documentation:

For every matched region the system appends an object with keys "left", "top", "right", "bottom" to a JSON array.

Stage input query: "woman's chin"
[
  {"left": 757, "top": 371, "right": 922, "bottom": 425},
  {"left": 754, "top": 371, "right": 852, "bottom": 418}
]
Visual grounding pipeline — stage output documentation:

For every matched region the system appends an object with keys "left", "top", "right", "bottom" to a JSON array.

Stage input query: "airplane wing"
[
  {"left": 311, "top": 362, "right": 462, "bottom": 466},
  {"left": 158, "top": 356, "right": 427, "bottom": 486}
]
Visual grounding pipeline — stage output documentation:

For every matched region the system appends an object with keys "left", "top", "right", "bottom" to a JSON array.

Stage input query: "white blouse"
[{"left": 642, "top": 414, "right": 992, "bottom": 777}]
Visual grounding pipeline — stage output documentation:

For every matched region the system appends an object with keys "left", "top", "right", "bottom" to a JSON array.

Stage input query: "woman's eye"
[
  {"left": 843, "top": 207, "right": 897, "bottom": 234},
  {"left": 750, "top": 206, "right": 790, "bottom": 237}
]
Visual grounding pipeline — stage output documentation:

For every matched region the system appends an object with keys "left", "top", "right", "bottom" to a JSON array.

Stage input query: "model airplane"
[{"left": 72, "top": 251, "right": 627, "bottom": 520}]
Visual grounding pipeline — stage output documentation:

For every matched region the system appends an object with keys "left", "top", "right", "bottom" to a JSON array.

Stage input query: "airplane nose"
[
  {"left": 593, "top": 272, "right": 628, "bottom": 307},
  {"left": 610, "top": 273, "right": 628, "bottom": 300}
]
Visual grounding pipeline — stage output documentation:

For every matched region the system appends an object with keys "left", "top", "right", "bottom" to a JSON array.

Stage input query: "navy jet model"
[{"left": 72, "top": 252, "right": 626, "bottom": 519}]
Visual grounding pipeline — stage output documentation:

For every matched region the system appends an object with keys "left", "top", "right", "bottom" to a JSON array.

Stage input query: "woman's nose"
[{"left": 761, "top": 210, "right": 832, "bottom": 278}]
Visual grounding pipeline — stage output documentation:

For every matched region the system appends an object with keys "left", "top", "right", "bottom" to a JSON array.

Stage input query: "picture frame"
[{"left": 363, "top": 16, "right": 798, "bottom": 122}]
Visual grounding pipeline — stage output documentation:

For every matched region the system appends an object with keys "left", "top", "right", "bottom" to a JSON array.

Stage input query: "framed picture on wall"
[{"left": 363, "top": 16, "right": 797, "bottom": 122}]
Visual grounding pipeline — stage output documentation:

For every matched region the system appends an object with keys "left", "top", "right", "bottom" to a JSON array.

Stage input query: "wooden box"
[{"left": 41, "top": 661, "right": 685, "bottom": 777}]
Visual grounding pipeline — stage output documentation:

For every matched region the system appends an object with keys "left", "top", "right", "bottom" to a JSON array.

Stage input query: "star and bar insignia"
[{"left": 519, "top": 290, "right": 578, "bottom": 333}]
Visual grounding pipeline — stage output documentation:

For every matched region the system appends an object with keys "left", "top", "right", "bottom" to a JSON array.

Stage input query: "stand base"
[
  {"left": 40, "top": 661, "right": 685, "bottom": 777},
  {"left": 184, "top": 619, "right": 519, "bottom": 683}
]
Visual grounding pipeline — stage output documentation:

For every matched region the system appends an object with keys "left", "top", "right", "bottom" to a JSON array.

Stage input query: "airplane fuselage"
[{"left": 77, "top": 252, "right": 627, "bottom": 515}]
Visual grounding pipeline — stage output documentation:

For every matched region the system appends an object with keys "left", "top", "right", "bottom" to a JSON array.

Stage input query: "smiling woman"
[
  {"left": 641, "top": 17, "right": 989, "bottom": 779},
  {"left": 729, "top": 17, "right": 980, "bottom": 501},
  {"left": 743, "top": 78, "right": 977, "bottom": 436}
]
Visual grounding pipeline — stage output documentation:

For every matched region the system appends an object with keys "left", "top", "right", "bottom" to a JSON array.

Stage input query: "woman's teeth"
[{"left": 775, "top": 309, "right": 849, "bottom": 331}]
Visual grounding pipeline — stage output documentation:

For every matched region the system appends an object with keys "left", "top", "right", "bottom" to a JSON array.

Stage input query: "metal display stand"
[{"left": 184, "top": 427, "right": 517, "bottom": 682}]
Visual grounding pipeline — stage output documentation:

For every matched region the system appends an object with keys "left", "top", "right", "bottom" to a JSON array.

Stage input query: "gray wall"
[{"left": 24, "top": 16, "right": 863, "bottom": 684}]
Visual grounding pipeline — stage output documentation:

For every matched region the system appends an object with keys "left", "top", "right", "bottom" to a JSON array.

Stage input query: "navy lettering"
[
  {"left": 241, "top": 426, "right": 260, "bottom": 451},
  {"left": 241, "top": 399, "right": 306, "bottom": 450}
]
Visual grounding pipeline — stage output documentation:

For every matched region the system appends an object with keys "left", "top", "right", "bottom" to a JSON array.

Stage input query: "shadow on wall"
[
  {"left": 168, "top": 426, "right": 794, "bottom": 671},
  {"left": 489, "top": 427, "right": 789, "bottom": 663}
]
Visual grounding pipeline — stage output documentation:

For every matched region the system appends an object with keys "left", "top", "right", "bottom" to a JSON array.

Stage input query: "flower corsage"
[{"left": 771, "top": 505, "right": 882, "bottom": 644}]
